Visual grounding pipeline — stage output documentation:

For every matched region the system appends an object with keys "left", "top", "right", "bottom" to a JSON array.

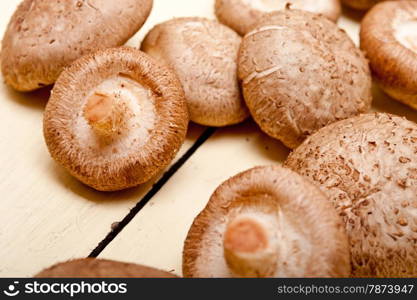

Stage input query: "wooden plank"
[
  {"left": 0, "top": 0, "right": 212, "bottom": 277},
  {"left": 99, "top": 15, "right": 417, "bottom": 276}
]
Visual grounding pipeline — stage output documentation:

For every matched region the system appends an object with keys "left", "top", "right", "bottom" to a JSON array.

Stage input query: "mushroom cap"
[
  {"left": 1, "top": 0, "right": 153, "bottom": 92},
  {"left": 183, "top": 165, "right": 350, "bottom": 278},
  {"left": 43, "top": 47, "right": 188, "bottom": 192},
  {"left": 215, "top": 0, "right": 341, "bottom": 35},
  {"left": 35, "top": 258, "right": 178, "bottom": 278},
  {"left": 285, "top": 113, "right": 417, "bottom": 277},
  {"left": 141, "top": 17, "right": 249, "bottom": 127},
  {"left": 238, "top": 9, "right": 372, "bottom": 149},
  {"left": 341, "top": 0, "right": 389, "bottom": 10},
  {"left": 360, "top": 1, "right": 417, "bottom": 110}
]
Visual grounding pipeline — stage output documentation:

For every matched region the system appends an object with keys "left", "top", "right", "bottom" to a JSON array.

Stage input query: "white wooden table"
[{"left": 1, "top": 0, "right": 416, "bottom": 277}]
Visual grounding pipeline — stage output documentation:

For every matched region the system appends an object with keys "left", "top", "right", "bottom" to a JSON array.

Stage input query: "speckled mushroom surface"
[
  {"left": 238, "top": 9, "right": 372, "bottom": 149},
  {"left": 360, "top": 1, "right": 417, "bottom": 110},
  {"left": 35, "top": 258, "right": 178, "bottom": 278},
  {"left": 215, "top": 0, "right": 341, "bottom": 35},
  {"left": 43, "top": 47, "right": 188, "bottom": 192},
  {"left": 1, "top": 0, "right": 153, "bottom": 92},
  {"left": 141, "top": 17, "right": 249, "bottom": 127},
  {"left": 183, "top": 166, "right": 350, "bottom": 278},
  {"left": 285, "top": 113, "right": 417, "bottom": 277}
]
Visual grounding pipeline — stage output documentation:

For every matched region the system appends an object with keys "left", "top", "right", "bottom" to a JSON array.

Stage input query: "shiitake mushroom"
[
  {"left": 238, "top": 9, "right": 372, "bottom": 149},
  {"left": 360, "top": 1, "right": 417, "bottom": 110},
  {"left": 342, "top": 0, "right": 392, "bottom": 10},
  {"left": 35, "top": 258, "right": 178, "bottom": 278},
  {"left": 43, "top": 47, "right": 188, "bottom": 191},
  {"left": 285, "top": 113, "right": 417, "bottom": 277},
  {"left": 215, "top": 0, "right": 342, "bottom": 35},
  {"left": 183, "top": 166, "right": 350, "bottom": 278},
  {"left": 1, "top": 0, "right": 153, "bottom": 92},
  {"left": 142, "top": 17, "right": 249, "bottom": 127}
]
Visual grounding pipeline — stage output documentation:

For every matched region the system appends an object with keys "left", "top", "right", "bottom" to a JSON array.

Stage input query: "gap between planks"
[{"left": 88, "top": 127, "right": 217, "bottom": 258}]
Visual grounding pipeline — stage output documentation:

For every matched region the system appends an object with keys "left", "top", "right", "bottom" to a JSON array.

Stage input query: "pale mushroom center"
[
  {"left": 224, "top": 217, "right": 268, "bottom": 253},
  {"left": 84, "top": 92, "right": 130, "bottom": 138},
  {"left": 394, "top": 20, "right": 417, "bottom": 54},
  {"left": 223, "top": 215, "right": 279, "bottom": 277},
  {"left": 243, "top": 0, "right": 325, "bottom": 13},
  {"left": 76, "top": 76, "right": 156, "bottom": 156}
]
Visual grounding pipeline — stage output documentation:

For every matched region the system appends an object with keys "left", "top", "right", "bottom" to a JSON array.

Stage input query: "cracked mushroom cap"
[
  {"left": 1, "top": 0, "right": 153, "bottom": 92},
  {"left": 285, "top": 113, "right": 417, "bottom": 277},
  {"left": 238, "top": 9, "right": 372, "bottom": 149},
  {"left": 43, "top": 47, "right": 188, "bottom": 192},
  {"left": 141, "top": 17, "right": 249, "bottom": 127},
  {"left": 183, "top": 166, "right": 350, "bottom": 278},
  {"left": 360, "top": 1, "right": 417, "bottom": 110},
  {"left": 215, "top": 0, "right": 341, "bottom": 35},
  {"left": 35, "top": 258, "right": 178, "bottom": 278}
]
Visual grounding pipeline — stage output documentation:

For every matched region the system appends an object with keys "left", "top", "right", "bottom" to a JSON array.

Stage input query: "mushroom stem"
[
  {"left": 84, "top": 92, "right": 129, "bottom": 138},
  {"left": 223, "top": 215, "right": 278, "bottom": 277}
]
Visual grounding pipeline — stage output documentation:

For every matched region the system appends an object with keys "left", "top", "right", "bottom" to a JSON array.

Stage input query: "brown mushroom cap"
[
  {"left": 360, "top": 1, "right": 417, "bottom": 110},
  {"left": 43, "top": 47, "right": 188, "bottom": 192},
  {"left": 1, "top": 0, "right": 153, "bottom": 92},
  {"left": 215, "top": 0, "right": 342, "bottom": 35},
  {"left": 238, "top": 9, "right": 372, "bottom": 149},
  {"left": 141, "top": 17, "right": 249, "bottom": 127},
  {"left": 183, "top": 165, "right": 350, "bottom": 278},
  {"left": 35, "top": 258, "right": 178, "bottom": 278},
  {"left": 341, "top": 0, "right": 392, "bottom": 10},
  {"left": 285, "top": 113, "right": 417, "bottom": 277}
]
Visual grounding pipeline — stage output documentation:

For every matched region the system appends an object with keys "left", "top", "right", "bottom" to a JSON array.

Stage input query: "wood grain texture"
[{"left": 0, "top": 0, "right": 211, "bottom": 277}]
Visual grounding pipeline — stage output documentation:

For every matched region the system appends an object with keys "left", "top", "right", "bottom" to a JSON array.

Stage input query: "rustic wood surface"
[{"left": 1, "top": 0, "right": 416, "bottom": 277}]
